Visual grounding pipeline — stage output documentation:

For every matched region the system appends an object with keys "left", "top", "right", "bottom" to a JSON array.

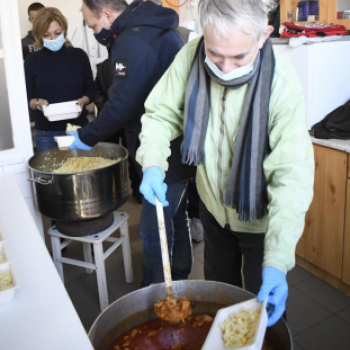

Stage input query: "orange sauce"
[{"left": 108, "top": 313, "right": 275, "bottom": 350}]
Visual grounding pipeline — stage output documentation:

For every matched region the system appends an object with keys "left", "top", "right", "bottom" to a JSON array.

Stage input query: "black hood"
[{"left": 111, "top": 1, "right": 179, "bottom": 36}]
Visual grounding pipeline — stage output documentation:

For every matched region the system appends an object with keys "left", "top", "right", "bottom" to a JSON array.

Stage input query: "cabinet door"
[
  {"left": 342, "top": 178, "right": 350, "bottom": 285},
  {"left": 297, "top": 145, "right": 346, "bottom": 279},
  {"left": 280, "top": 0, "right": 322, "bottom": 23},
  {"left": 280, "top": 0, "right": 350, "bottom": 26}
]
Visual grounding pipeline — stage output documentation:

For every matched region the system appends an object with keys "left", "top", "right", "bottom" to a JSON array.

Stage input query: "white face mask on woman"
[{"left": 205, "top": 44, "right": 260, "bottom": 81}]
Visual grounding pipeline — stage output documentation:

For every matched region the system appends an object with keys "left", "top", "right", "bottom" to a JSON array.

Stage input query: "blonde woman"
[{"left": 24, "top": 7, "right": 96, "bottom": 152}]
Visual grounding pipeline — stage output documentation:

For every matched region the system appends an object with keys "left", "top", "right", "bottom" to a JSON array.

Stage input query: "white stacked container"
[{"left": 0, "top": 225, "right": 19, "bottom": 305}]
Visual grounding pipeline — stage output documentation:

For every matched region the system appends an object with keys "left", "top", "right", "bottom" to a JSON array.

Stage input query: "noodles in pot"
[{"left": 53, "top": 157, "right": 119, "bottom": 173}]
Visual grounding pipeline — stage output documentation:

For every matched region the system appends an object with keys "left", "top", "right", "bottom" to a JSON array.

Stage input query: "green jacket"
[{"left": 136, "top": 37, "right": 314, "bottom": 273}]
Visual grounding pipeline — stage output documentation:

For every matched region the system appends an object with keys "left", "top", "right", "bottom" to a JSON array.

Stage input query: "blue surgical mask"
[
  {"left": 43, "top": 33, "right": 65, "bottom": 52},
  {"left": 205, "top": 45, "right": 260, "bottom": 81}
]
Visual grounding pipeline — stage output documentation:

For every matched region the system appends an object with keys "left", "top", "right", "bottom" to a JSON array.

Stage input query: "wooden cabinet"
[
  {"left": 280, "top": 0, "right": 350, "bottom": 27},
  {"left": 342, "top": 181, "right": 350, "bottom": 285},
  {"left": 297, "top": 145, "right": 347, "bottom": 279},
  {"left": 296, "top": 144, "right": 350, "bottom": 296}
]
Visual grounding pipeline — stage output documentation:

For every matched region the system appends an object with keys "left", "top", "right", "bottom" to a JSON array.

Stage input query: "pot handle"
[{"left": 28, "top": 175, "right": 53, "bottom": 185}]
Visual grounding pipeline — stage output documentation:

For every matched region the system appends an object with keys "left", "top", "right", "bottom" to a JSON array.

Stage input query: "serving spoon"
[{"left": 154, "top": 197, "right": 192, "bottom": 323}]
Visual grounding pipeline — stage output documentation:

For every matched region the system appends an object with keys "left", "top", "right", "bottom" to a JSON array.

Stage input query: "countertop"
[
  {"left": 311, "top": 136, "right": 350, "bottom": 153},
  {"left": 271, "top": 35, "right": 350, "bottom": 45},
  {"left": 0, "top": 174, "right": 94, "bottom": 350}
]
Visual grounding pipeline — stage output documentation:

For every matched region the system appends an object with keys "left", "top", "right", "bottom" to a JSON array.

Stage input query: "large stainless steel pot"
[
  {"left": 89, "top": 280, "right": 293, "bottom": 350},
  {"left": 28, "top": 143, "right": 128, "bottom": 221}
]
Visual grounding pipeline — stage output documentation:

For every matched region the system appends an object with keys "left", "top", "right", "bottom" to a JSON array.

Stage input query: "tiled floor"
[{"left": 44, "top": 195, "right": 350, "bottom": 349}]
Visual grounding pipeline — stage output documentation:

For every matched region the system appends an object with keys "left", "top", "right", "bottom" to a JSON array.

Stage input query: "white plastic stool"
[{"left": 48, "top": 211, "right": 133, "bottom": 311}]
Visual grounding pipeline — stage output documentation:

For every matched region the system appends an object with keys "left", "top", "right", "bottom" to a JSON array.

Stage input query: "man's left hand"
[
  {"left": 257, "top": 266, "right": 288, "bottom": 327},
  {"left": 67, "top": 130, "right": 92, "bottom": 151}
]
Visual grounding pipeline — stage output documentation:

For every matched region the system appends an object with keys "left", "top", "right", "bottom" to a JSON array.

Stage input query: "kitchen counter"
[
  {"left": 311, "top": 136, "right": 350, "bottom": 152},
  {"left": 0, "top": 174, "right": 94, "bottom": 350},
  {"left": 271, "top": 35, "right": 350, "bottom": 45}
]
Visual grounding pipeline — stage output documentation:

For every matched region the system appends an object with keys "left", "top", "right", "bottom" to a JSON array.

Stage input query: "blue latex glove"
[
  {"left": 257, "top": 266, "right": 288, "bottom": 327},
  {"left": 67, "top": 130, "right": 92, "bottom": 151},
  {"left": 140, "top": 167, "right": 169, "bottom": 206}
]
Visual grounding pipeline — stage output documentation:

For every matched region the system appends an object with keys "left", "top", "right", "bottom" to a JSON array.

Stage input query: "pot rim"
[{"left": 27, "top": 142, "right": 129, "bottom": 176}]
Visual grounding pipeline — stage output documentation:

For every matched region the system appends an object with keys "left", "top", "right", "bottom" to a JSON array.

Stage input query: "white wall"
[
  {"left": 274, "top": 41, "right": 350, "bottom": 130},
  {"left": 17, "top": 0, "right": 133, "bottom": 38},
  {"left": 0, "top": 0, "right": 43, "bottom": 237},
  {"left": 179, "top": 0, "right": 202, "bottom": 34},
  {"left": 18, "top": 0, "right": 84, "bottom": 38},
  {"left": 338, "top": 0, "right": 350, "bottom": 11}
]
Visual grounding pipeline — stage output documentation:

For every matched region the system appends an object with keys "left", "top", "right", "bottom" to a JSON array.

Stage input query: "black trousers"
[
  {"left": 187, "top": 175, "right": 200, "bottom": 219},
  {"left": 199, "top": 200, "right": 265, "bottom": 295}
]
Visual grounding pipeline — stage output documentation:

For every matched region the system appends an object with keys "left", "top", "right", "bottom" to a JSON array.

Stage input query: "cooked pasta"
[
  {"left": 53, "top": 157, "right": 119, "bottom": 173},
  {"left": 0, "top": 270, "right": 13, "bottom": 291},
  {"left": 66, "top": 123, "right": 81, "bottom": 131},
  {"left": 0, "top": 253, "right": 6, "bottom": 263},
  {"left": 219, "top": 308, "right": 260, "bottom": 348}
]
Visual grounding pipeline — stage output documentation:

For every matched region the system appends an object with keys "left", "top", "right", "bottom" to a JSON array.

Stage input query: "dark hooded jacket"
[{"left": 79, "top": 0, "right": 193, "bottom": 183}]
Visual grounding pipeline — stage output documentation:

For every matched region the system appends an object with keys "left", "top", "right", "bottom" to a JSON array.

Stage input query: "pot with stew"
[{"left": 89, "top": 280, "right": 293, "bottom": 350}]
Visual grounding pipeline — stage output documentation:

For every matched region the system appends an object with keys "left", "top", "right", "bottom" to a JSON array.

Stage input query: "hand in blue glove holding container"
[
  {"left": 67, "top": 130, "right": 92, "bottom": 151},
  {"left": 258, "top": 267, "right": 288, "bottom": 327}
]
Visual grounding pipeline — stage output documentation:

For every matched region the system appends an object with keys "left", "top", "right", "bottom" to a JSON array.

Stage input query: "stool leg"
[
  {"left": 51, "top": 236, "right": 64, "bottom": 281},
  {"left": 82, "top": 243, "right": 94, "bottom": 274},
  {"left": 93, "top": 243, "right": 109, "bottom": 311},
  {"left": 120, "top": 220, "right": 133, "bottom": 283}
]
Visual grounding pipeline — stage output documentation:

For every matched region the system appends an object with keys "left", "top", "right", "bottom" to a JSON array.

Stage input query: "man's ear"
[
  {"left": 259, "top": 25, "right": 274, "bottom": 48},
  {"left": 101, "top": 7, "right": 113, "bottom": 23}
]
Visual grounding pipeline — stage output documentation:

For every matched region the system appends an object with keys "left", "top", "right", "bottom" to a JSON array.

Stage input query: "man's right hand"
[{"left": 140, "top": 167, "right": 169, "bottom": 206}]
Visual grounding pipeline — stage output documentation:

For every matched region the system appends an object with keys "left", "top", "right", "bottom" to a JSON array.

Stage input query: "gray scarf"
[{"left": 181, "top": 37, "right": 275, "bottom": 221}]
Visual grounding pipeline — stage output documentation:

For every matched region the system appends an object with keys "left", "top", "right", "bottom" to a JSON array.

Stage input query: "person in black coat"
[
  {"left": 24, "top": 7, "right": 96, "bottom": 152},
  {"left": 70, "top": 0, "right": 194, "bottom": 286},
  {"left": 95, "top": 58, "right": 142, "bottom": 203}
]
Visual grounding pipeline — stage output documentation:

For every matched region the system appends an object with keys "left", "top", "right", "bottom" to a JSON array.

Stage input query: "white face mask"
[{"left": 205, "top": 44, "right": 260, "bottom": 81}]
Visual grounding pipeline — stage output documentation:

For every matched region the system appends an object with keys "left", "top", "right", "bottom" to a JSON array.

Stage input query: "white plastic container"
[
  {"left": 0, "top": 242, "right": 7, "bottom": 263},
  {"left": 0, "top": 222, "right": 4, "bottom": 242},
  {"left": 0, "top": 262, "right": 19, "bottom": 306},
  {"left": 201, "top": 298, "right": 268, "bottom": 350},
  {"left": 54, "top": 135, "right": 75, "bottom": 150},
  {"left": 43, "top": 101, "right": 81, "bottom": 122}
]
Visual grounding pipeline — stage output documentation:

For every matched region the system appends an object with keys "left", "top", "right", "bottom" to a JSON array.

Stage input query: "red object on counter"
[{"left": 280, "top": 22, "right": 348, "bottom": 38}]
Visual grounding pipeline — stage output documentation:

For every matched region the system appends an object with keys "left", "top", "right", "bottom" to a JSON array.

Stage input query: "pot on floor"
[{"left": 89, "top": 280, "right": 293, "bottom": 350}]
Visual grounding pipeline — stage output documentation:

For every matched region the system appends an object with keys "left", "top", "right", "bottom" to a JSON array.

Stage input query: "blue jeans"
[
  {"left": 140, "top": 180, "right": 193, "bottom": 286},
  {"left": 35, "top": 129, "right": 66, "bottom": 152}
]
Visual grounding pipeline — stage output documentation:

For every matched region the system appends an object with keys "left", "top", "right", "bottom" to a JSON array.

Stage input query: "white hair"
[{"left": 199, "top": 0, "right": 277, "bottom": 41}]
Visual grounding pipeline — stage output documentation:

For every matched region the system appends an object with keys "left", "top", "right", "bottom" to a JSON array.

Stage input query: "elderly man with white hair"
[{"left": 136, "top": 0, "right": 314, "bottom": 327}]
